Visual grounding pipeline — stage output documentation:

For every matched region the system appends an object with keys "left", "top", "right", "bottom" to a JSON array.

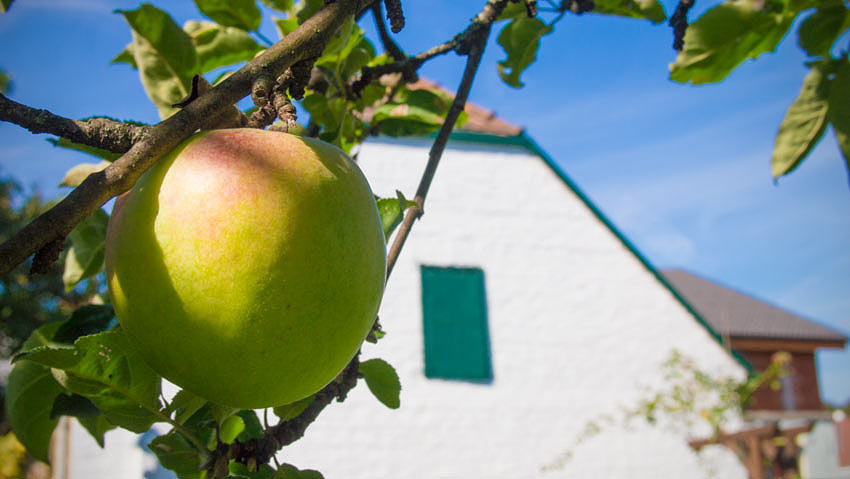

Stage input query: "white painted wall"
[
  {"left": 280, "top": 137, "right": 748, "bottom": 478},
  {"left": 55, "top": 136, "right": 748, "bottom": 478}
]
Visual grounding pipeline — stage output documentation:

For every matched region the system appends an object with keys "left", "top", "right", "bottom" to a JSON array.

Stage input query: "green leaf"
[
  {"left": 772, "top": 64, "right": 830, "bottom": 178},
  {"left": 167, "top": 389, "right": 208, "bottom": 425},
  {"left": 496, "top": 17, "right": 552, "bottom": 88},
  {"left": 48, "top": 137, "right": 122, "bottom": 162},
  {"left": 295, "top": 0, "right": 324, "bottom": 24},
  {"left": 111, "top": 44, "right": 138, "bottom": 68},
  {"left": 148, "top": 430, "right": 206, "bottom": 479},
  {"left": 593, "top": 0, "right": 667, "bottom": 23},
  {"left": 670, "top": 0, "right": 795, "bottom": 84},
  {"left": 273, "top": 395, "right": 314, "bottom": 421},
  {"left": 376, "top": 190, "right": 417, "bottom": 240},
  {"left": 63, "top": 208, "right": 109, "bottom": 291},
  {"left": 828, "top": 59, "right": 850, "bottom": 180},
  {"left": 219, "top": 415, "right": 245, "bottom": 444},
  {"left": 373, "top": 89, "right": 450, "bottom": 136},
  {"left": 797, "top": 3, "right": 850, "bottom": 57},
  {"left": 5, "top": 322, "right": 65, "bottom": 462},
  {"left": 235, "top": 410, "right": 263, "bottom": 441},
  {"left": 18, "top": 329, "right": 163, "bottom": 433},
  {"left": 497, "top": 2, "right": 529, "bottom": 21},
  {"left": 275, "top": 464, "right": 324, "bottom": 479},
  {"left": 230, "top": 462, "right": 276, "bottom": 479},
  {"left": 209, "top": 403, "right": 239, "bottom": 425},
  {"left": 185, "top": 21, "right": 264, "bottom": 73},
  {"left": 0, "top": 0, "right": 12, "bottom": 14},
  {"left": 261, "top": 0, "right": 294, "bottom": 12},
  {"left": 358, "top": 358, "right": 401, "bottom": 409},
  {"left": 51, "top": 393, "right": 116, "bottom": 447},
  {"left": 0, "top": 68, "right": 11, "bottom": 94},
  {"left": 274, "top": 17, "right": 299, "bottom": 38},
  {"left": 59, "top": 161, "right": 111, "bottom": 188},
  {"left": 117, "top": 4, "right": 199, "bottom": 119},
  {"left": 53, "top": 304, "right": 115, "bottom": 344},
  {"left": 194, "top": 0, "right": 262, "bottom": 31}
]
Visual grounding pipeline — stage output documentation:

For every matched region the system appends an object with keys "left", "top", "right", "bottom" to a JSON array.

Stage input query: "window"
[{"left": 420, "top": 265, "right": 492, "bottom": 381}]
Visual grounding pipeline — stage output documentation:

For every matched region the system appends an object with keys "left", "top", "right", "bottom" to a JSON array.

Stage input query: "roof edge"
[{"left": 440, "top": 130, "right": 754, "bottom": 373}]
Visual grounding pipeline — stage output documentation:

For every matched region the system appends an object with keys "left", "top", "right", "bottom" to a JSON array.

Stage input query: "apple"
[{"left": 105, "top": 129, "right": 386, "bottom": 408}]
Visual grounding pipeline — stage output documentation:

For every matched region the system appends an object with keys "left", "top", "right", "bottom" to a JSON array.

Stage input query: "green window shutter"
[{"left": 420, "top": 265, "right": 492, "bottom": 381}]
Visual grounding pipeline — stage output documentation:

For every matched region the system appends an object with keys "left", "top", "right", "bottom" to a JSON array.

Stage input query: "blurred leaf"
[
  {"left": 167, "top": 389, "right": 208, "bottom": 424},
  {"left": 48, "top": 137, "right": 122, "bottom": 162},
  {"left": 117, "top": 4, "right": 198, "bottom": 119},
  {"left": 5, "top": 322, "right": 65, "bottom": 462},
  {"left": 0, "top": 68, "right": 11, "bottom": 94},
  {"left": 275, "top": 463, "right": 325, "bottom": 479},
  {"left": 274, "top": 17, "right": 299, "bottom": 37},
  {"left": 376, "top": 191, "right": 417, "bottom": 240},
  {"left": 194, "top": 0, "right": 262, "bottom": 31},
  {"left": 373, "top": 89, "right": 451, "bottom": 136},
  {"left": 295, "top": 0, "right": 324, "bottom": 23},
  {"left": 59, "top": 161, "right": 111, "bottom": 188},
  {"left": 273, "top": 395, "right": 314, "bottom": 421},
  {"left": 53, "top": 304, "right": 115, "bottom": 343},
  {"left": 230, "top": 462, "right": 276, "bottom": 479},
  {"left": 0, "top": 0, "right": 12, "bottom": 13},
  {"left": 209, "top": 402, "right": 239, "bottom": 425},
  {"left": 496, "top": 2, "right": 528, "bottom": 21},
  {"left": 798, "top": 3, "right": 849, "bottom": 57},
  {"left": 16, "top": 329, "right": 163, "bottom": 433},
  {"left": 772, "top": 64, "right": 829, "bottom": 178},
  {"left": 358, "top": 358, "right": 401, "bottom": 409},
  {"left": 184, "top": 20, "right": 263, "bottom": 73},
  {"left": 51, "top": 393, "right": 116, "bottom": 447},
  {"left": 149, "top": 430, "right": 205, "bottom": 479},
  {"left": 219, "top": 415, "right": 245, "bottom": 444},
  {"left": 63, "top": 208, "right": 109, "bottom": 291},
  {"left": 828, "top": 59, "right": 850, "bottom": 180},
  {"left": 670, "top": 0, "right": 794, "bottom": 84},
  {"left": 261, "top": 0, "right": 294, "bottom": 11},
  {"left": 594, "top": 0, "right": 666, "bottom": 23},
  {"left": 235, "top": 410, "right": 263, "bottom": 441},
  {"left": 496, "top": 17, "right": 552, "bottom": 88},
  {"left": 111, "top": 44, "right": 138, "bottom": 68}
]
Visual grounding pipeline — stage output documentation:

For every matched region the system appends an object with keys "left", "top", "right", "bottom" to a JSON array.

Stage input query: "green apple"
[{"left": 105, "top": 129, "right": 386, "bottom": 408}]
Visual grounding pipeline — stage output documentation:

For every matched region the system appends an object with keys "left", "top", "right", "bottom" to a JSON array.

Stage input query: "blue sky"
[{"left": 1, "top": 0, "right": 848, "bottom": 404}]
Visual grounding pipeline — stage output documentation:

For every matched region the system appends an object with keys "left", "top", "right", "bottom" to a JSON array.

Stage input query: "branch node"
[
  {"left": 252, "top": 75, "right": 274, "bottom": 108},
  {"left": 384, "top": 0, "right": 405, "bottom": 33},
  {"left": 30, "top": 237, "right": 65, "bottom": 275}
]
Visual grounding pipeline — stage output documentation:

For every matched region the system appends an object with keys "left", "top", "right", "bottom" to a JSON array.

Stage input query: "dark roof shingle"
[{"left": 662, "top": 269, "right": 847, "bottom": 344}]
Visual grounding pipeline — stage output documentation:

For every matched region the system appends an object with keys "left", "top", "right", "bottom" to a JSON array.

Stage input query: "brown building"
[{"left": 662, "top": 269, "right": 847, "bottom": 412}]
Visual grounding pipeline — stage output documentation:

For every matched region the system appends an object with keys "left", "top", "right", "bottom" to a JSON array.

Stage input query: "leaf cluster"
[{"left": 669, "top": 0, "right": 850, "bottom": 180}]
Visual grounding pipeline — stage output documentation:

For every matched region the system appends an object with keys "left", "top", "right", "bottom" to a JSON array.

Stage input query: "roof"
[
  {"left": 406, "top": 79, "right": 524, "bottom": 137},
  {"left": 661, "top": 269, "right": 847, "bottom": 344}
]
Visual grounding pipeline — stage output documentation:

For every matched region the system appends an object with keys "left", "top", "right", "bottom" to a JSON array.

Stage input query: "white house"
[{"left": 47, "top": 100, "right": 752, "bottom": 479}]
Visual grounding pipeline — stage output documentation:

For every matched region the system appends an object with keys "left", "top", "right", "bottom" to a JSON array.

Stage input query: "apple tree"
[{"left": 0, "top": 0, "right": 847, "bottom": 478}]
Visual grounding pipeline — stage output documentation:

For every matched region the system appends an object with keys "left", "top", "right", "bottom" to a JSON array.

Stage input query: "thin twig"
[
  {"left": 0, "top": 93, "right": 149, "bottom": 153},
  {"left": 386, "top": 21, "right": 492, "bottom": 278},
  {"left": 0, "top": 0, "right": 366, "bottom": 277},
  {"left": 372, "top": 1, "right": 407, "bottom": 61}
]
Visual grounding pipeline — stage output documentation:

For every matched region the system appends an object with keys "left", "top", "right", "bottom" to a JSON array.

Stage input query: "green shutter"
[{"left": 420, "top": 265, "right": 492, "bottom": 381}]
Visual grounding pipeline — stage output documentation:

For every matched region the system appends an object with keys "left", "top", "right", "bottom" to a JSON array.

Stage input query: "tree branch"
[
  {"left": 0, "top": 0, "right": 368, "bottom": 276},
  {"left": 0, "top": 93, "right": 149, "bottom": 153},
  {"left": 372, "top": 1, "right": 407, "bottom": 61},
  {"left": 386, "top": 15, "right": 493, "bottom": 277}
]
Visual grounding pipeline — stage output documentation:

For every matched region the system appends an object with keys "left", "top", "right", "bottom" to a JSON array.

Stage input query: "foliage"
[
  {"left": 0, "top": 177, "right": 92, "bottom": 358},
  {"left": 542, "top": 350, "right": 791, "bottom": 472},
  {"left": 0, "top": 0, "right": 844, "bottom": 477}
]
